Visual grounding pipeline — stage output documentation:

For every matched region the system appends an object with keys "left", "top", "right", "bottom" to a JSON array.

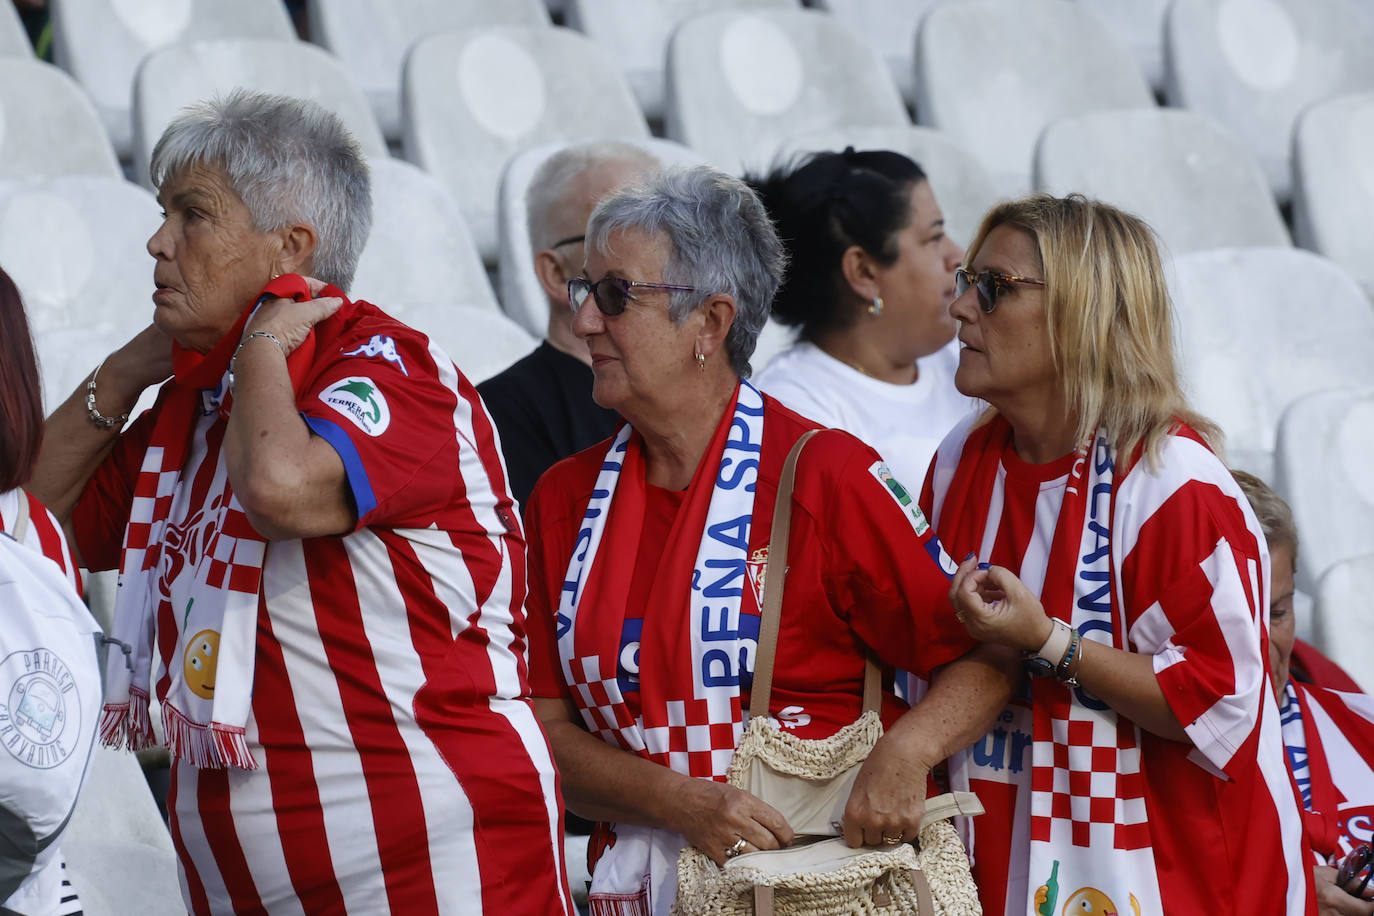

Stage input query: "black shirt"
[{"left": 477, "top": 341, "right": 620, "bottom": 511}]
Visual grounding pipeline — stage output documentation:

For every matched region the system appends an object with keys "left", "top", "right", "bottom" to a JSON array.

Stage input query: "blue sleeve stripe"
[{"left": 304, "top": 414, "right": 378, "bottom": 521}]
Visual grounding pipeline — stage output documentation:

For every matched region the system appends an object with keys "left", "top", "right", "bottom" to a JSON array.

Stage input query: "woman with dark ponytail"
[{"left": 751, "top": 148, "right": 973, "bottom": 489}]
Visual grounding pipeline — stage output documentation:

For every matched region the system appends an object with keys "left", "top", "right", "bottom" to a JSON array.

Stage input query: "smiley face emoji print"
[{"left": 183, "top": 629, "right": 221, "bottom": 700}]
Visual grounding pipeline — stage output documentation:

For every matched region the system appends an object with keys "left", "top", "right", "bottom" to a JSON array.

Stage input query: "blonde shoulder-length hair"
[{"left": 966, "top": 193, "right": 1220, "bottom": 465}]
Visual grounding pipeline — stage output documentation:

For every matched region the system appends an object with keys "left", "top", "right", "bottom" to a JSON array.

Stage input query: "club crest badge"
[
  {"left": 320, "top": 376, "right": 391, "bottom": 436},
  {"left": 0, "top": 649, "right": 82, "bottom": 769},
  {"left": 746, "top": 546, "right": 769, "bottom": 610}
]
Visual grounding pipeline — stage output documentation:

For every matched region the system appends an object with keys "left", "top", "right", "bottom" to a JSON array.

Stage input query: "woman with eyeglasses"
[
  {"left": 933, "top": 194, "right": 1314, "bottom": 915},
  {"left": 523, "top": 165, "right": 1018, "bottom": 914},
  {"left": 749, "top": 147, "right": 973, "bottom": 492}
]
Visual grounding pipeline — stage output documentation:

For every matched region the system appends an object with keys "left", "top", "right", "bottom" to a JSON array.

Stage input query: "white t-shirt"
[{"left": 754, "top": 339, "right": 977, "bottom": 491}]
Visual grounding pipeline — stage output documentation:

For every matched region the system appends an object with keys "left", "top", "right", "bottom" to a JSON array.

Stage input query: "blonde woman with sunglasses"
[{"left": 930, "top": 194, "right": 1315, "bottom": 915}]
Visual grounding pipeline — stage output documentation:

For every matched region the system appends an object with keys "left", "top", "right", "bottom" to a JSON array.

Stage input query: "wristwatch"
[{"left": 1023, "top": 619, "right": 1077, "bottom": 678}]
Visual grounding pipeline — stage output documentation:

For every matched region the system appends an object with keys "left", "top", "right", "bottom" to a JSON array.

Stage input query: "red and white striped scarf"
[
  {"left": 937, "top": 415, "right": 1167, "bottom": 914},
  {"left": 100, "top": 275, "right": 328, "bottom": 770},
  {"left": 557, "top": 381, "right": 764, "bottom": 911}
]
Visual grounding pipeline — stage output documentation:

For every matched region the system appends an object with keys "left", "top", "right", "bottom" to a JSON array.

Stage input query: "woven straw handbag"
[{"left": 672, "top": 431, "right": 984, "bottom": 916}]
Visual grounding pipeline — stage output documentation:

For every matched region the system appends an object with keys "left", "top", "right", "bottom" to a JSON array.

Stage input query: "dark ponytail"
[{"left": 747, "top": 148, "right": 925, "bottom": 341}]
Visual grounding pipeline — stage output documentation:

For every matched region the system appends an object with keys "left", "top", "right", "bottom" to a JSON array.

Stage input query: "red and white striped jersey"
[
  {"left": 0, "top": 489, "right": 81, "bottom": 594},
  {"left": 74, "top": 301, "right": 574, "bottom": 915},
  {"left": 924, "top": 415, "right": 1313, "bottom": 916}
]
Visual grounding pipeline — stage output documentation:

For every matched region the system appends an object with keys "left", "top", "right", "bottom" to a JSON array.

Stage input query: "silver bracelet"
[
  {"left": 228, "top": 330, "right": 286, "bottom": 394},
  {"left": 85, "top": 357, "right": 130, "bottom": 431}
]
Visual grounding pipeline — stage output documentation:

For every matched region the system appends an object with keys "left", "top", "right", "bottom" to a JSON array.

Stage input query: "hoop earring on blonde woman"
[{"left": 868, "top": 296, "right": 883, "bottom": 317}]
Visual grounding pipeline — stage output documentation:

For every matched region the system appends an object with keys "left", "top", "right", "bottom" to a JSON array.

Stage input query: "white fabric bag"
[{"left": 0, "top": 496, "right": 102, "bottom": 911}]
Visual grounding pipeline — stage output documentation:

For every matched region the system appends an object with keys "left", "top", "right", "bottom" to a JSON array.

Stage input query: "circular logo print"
[{"left": 0, "top": 649, "right": 82, "bottom": 769}]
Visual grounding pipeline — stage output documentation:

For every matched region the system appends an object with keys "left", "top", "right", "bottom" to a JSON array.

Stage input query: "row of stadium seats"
[{"left": 3, "top": 0, "right": 1374, "bottom": 295}]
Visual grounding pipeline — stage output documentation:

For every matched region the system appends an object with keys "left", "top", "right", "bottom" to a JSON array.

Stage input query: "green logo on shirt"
[{"left": 320, "top": 376, "right": 391, "bottom": 437}]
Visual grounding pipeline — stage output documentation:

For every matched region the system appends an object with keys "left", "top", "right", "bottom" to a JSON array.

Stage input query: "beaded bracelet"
[
  {"left": 227, "top": 330, "right": 286, "bottom": 395},
  {"left": 85, "top": 357, "right": 130, "bottom": 431}
]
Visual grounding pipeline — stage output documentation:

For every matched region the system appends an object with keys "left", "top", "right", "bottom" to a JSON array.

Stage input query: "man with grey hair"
[{"left": 479, "top": 140, "right": 660, "bottom": 508}]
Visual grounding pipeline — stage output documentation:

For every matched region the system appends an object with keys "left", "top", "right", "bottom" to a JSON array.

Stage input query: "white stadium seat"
[
  {"left": 496, "top": 137, "right": 706, "bottom": 339},
  {"left": 1034, "top": 108, "right": 1290, "bottom": 257},
  {"left": 131, "top": 38, "right": 387, "bottom": 187},
  {"left": 1311, "top": 553, "right": 1374, "bottom": 694},
  {"left": 914, "top": 0, "right": 1154, "bottom": 197},
  {"left": 775, "top": 124, "right": 1002, "bottom": 252},
  {"left": 0, "top": 58, "right": 122, "bottom": 180},
  {"left": 1163, "top": 0, "right": 1374, "bottom": 202},
  {"left": 663, "top": 9, "right": 909, "bottom": 175},
  {"left": 353, "top": 156, "right": 499, "bottom": 316},
  {"left": 808, "top": 0, "right": 948, "bottom": 107},
  {"left": 402, "top": 26, "right": 650, "bottom": 263},
  {"left": 62, "top": 746, "right": 184, "bottom": 916},
  {"left": 1292, "top": 90, "right": 1374, "bottom": 302},
  {"left": 0, "top": 0, "right": 31, "bottom": 57},
  {"left": 0, "top": 175, "right": 159, "bottom": 343},
  {"left": 305, "top": 0, "right": 550, "bottom": 142},
  {"left": 1275, "top": 388, "right": 1374, "bottom": 596},
  {"left": 1075, "top": 0, "right": 1168, "bottom": 91},
  {"left": 564, "top": 0, "right": 797, "bottom": 123},
  {"left": 400, "top": 303, "right": 539, "bottom": 386},
  {"left": 1171, "top": 248, "right": 1374, "bottom": 488},
  {"left": 49, "top": 0, "right": 296, "bottom": 158}
]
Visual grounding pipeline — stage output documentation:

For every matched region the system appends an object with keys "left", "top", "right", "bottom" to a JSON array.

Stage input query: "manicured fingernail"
[
  {"left": 977, "top": 562, "right": 991, "bottom": 570},
  {"left": 963, "top": 552, "right": 975, "bottom": 561}
]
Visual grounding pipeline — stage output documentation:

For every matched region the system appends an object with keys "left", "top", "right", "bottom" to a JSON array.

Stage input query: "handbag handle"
[{"left": 749, "top": 430, "right": 880, "bottom": 719}]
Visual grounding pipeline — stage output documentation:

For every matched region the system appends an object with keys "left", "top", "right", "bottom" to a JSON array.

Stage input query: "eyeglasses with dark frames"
[
  {"left": 567, "top": 275, "right": 698, "bottom": 317},
  {"left": 954, "top": 266, "right": 1046, "bottom": 315}
]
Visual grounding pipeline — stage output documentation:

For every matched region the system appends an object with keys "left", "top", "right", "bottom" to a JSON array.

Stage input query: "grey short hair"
[
  {"left": 586, "top": 166, "right": 785, "bottom": 378},
  {"left": 149, "top": 89, "right": 372, "bottom": 292},
  {"left": 525, "top": 140, "right": 662, "bottom": 253}
]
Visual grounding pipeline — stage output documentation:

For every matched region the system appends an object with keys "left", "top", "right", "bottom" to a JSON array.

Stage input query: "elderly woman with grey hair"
[
  {"left": 523, "top": 165, "right": 1016, "bottom": 912},
  {"left": 31, "top": 90, "right": 574, "bottom": 915}
]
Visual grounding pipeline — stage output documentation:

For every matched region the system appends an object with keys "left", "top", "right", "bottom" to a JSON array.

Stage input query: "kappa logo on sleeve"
[
  {"left": 868, "top": 461, "right": 930, "bottom": 536},
  {"left": 320, "top": 376, "right": 391, "bottom": 436},
  {"left": 343, "top": 334, "right": 409, "bottom": 376}
]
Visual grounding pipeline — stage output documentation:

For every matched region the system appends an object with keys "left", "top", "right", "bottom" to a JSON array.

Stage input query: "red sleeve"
[
  {"left": 71, "top": 404, "right": 159, "bottom": 572},
  {"left": 297, "top": 324, "right": 466, "bottom": 529},
  {"left": 522, "top": 464, "right": 578, "bottom": 700},
  {"left": 798, "top": 431, "right": 976, "bottom": 678}
]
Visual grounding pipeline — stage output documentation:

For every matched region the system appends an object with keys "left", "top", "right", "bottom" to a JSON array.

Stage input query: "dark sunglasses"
[
  {"left": 954, "top": 266, "right": 1045, "bottom": 314},
  {"left": 567, "top": 275, "right": 697, "bottom": 317}
]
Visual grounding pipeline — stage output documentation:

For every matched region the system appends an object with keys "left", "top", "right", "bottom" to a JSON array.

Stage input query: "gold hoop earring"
[
  {"left": 696, "top": 350, "right": 706, "bottom": 371},
  {"left": 868, "top": 296, "right": 883, "bottom": 317}
]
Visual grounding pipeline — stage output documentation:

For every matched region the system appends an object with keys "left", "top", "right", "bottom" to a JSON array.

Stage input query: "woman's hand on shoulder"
[
  {"left": 676, "top": 779, "right": 793, "bottom": 866},
  {"left": 949, "top": 555, "right": 1054, "bottom": 652},
  {"left": 109, "top": 324, "right": 174, "bottom": 393},
  {"left": 244, "top": 276, "right": 343, "bottom": 356}
]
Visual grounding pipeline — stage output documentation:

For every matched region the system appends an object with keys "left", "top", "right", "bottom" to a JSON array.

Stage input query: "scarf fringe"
[
  {"left": 98, "top": 687, "right": 155, "bottom": 752},
  {"left": 162, "top": 700, "right": 259, "bottom": 770}
]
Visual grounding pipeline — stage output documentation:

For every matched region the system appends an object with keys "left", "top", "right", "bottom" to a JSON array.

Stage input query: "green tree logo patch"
[{"left": 320, "top": 376, "right": 391, "bottom": 436}]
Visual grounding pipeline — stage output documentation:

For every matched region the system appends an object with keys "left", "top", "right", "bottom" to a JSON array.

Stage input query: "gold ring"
[
  {"left": 725, "top": 837, "right": 747, "bottom": 859},
  {"left": 882, "top": 834, "right": 903, "bottom": 845}
]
